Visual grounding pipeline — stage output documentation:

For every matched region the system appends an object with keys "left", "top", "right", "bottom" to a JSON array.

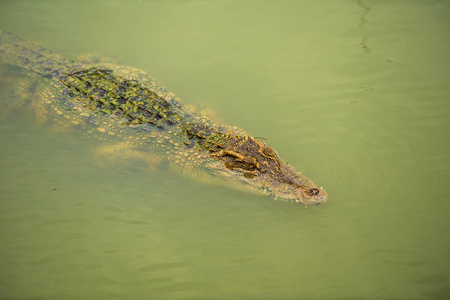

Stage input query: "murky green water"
[{"left": 1, "top": 1, "right": 449, "bottom": 299}]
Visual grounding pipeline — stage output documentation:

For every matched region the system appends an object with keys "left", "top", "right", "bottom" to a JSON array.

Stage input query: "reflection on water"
[{"left": 357, "top": 0, "right": 372, "bottom": 54}]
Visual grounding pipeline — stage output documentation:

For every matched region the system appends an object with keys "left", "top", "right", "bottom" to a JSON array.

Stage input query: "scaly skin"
[{"left": 0, "top": 30, "right": 327, "bottom": 205}]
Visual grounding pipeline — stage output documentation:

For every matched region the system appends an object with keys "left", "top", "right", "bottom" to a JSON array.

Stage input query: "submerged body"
[{"left": 0, "top": 30, "right": 327, "bottom": 205}]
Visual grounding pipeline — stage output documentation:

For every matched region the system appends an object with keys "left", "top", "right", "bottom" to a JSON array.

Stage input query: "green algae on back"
[{"left": 0, "top": 30, "right": 327, "bottom": 206}]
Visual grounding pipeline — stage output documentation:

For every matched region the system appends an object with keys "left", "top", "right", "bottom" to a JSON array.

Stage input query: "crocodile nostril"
[{"left": 306, "top": 188, "right": 320, "bottom": 196}]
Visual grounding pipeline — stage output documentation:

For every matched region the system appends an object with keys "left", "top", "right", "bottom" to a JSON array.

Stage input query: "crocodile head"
[{"left": 209, "top": 135, "right": 327, "bottom": 205}]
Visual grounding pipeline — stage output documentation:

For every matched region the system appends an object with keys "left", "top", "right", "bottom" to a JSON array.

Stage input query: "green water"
[{"left": 0, "top": 0, "right": 449, "bottom": 299}]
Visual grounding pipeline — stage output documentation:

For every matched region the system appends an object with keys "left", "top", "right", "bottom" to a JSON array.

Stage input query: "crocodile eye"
[
  {"left": 262, "top": 146, "right": 275, "bottom": 157},
  {"left": 306, "top": 188, "right": 320, "bottom": 196},
  {"left": 224, "top": 157, "right": 257, "bottom": 171},
  {"left": 241, "top": 161, "right": 257, "bottom": 171},
  {"left": 243, "top": 172, "right": 256, "bottom": 179}
]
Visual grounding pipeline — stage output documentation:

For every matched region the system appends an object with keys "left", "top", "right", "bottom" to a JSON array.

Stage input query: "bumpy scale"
[{"left": 0, "top": 30, "right": 327, "bottom": 205}]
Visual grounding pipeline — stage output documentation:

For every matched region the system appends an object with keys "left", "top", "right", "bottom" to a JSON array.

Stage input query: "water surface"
[{"left": 0, "top": 1, "right": 449, "bottom": 299}]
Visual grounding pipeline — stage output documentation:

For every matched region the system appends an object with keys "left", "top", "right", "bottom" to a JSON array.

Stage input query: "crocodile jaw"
[{"left": 207, "top": 161, "right": 327, "bottom": 206}]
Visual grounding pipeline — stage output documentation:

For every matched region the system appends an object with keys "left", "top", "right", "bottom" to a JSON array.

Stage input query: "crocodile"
[{"left": 0, "top": 30, "right": 327, "bottom": 206}]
